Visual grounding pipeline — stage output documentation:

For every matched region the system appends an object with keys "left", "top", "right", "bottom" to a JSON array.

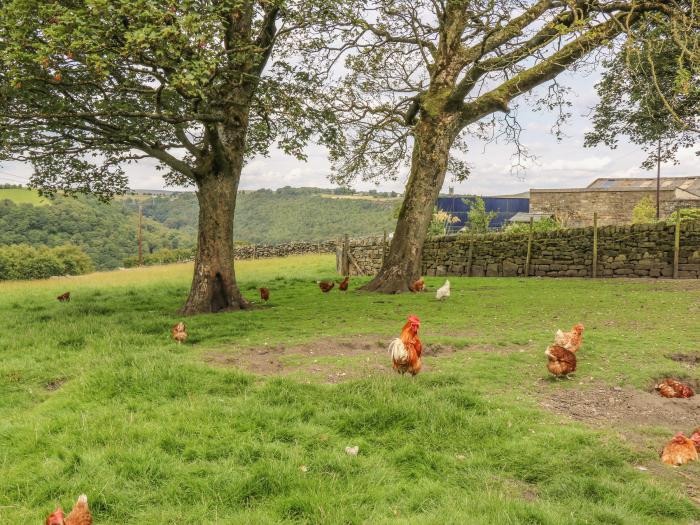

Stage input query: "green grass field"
[
  {"left": 0, "top": 188, "right": 49, "bottom": 205},
  {"left": 1, "top": 254, "right": 700, "bottom": 524}
]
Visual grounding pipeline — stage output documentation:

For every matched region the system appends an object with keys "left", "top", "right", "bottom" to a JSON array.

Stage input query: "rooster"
[
  {"left": 435, "top": 280, "right": 450, "bottom": 300},
  {"left": 410, "top": 278, "right": 425, "bottom": 292},
  {"left": 317, "top": 281, "right": 335, "bottom": 293},
  {"left": 388, "top": 315, "right": 422, "bottom": 376},
  {"left": 57, "top": 292, "right": 70, "bottom": 302},
  {"left": 46, "top": 494, "right": 93, "bottom": 525},
  {"left": 171, "top": 322, "right": 187, "bottom": 344},
  {"left": 690, "top": 428, "right": 700, "bottom": 452},
  {"left": 259, "top": 287, "right": 270, "bottom": 302},
  {"left": 655, "top": 378, "right": 694, "bottom": 398},
  {"left": 660, "top": 432, "right": 698, "bottom": 466},
  {"left": 339, "top": 276, "right": 349, "bottom": 291},
  {"left": 545, "top": 344, "right": 577, "bottom": 377},
  {"left": 554, "top": 323, "right": 584, "bottom": 353}
]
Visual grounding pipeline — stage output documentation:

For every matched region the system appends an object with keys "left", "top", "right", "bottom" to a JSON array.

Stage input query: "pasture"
[
  {"left": 0, "top": 188, "right": 49, "bottom": 206},
  {"left": 1, "top": 254, "right": 699, "bottom": 524}
]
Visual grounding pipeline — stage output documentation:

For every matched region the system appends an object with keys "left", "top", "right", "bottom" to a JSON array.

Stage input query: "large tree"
[
  {"left": 0, "top": 0, "right": 337, "bottom": 314},
  {"left": 315, "top": 0, "right": 689, "bottom": 293}
]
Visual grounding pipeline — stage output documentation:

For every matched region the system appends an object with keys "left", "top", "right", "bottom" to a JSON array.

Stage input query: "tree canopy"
[
  {"left": 585, "top": 6, "right": 699, "bottom": 168},
  {"left": 0, "top": 0, "right": 338, "bottom": 199}
]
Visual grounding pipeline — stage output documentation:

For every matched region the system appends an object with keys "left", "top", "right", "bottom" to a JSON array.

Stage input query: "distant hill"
[
  {"left": 0, "top": 195, "right": 191, "bottom": 269},
  {"left": 0, "top": 187, "right": 397, "bottom": 269},
  {"left": 139, "top": 187, "right": 397, "bottom": 244}
]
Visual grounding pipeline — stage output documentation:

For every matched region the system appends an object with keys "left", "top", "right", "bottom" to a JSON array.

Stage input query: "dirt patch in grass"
[
  {"left": 631, "top": 279, "right": 700, "bottom": 292},
  {"left": 646, "top": 375, "right": 700, "bottom": 395},
  {"left": 45, "top": 378, "right": 66, "bottom": 391},
  {"left": 668, "top": 353, "right": 700, "bottom": 367},
  {"left": 541, "top": 383, "right": 700, "bottom": 430},
  {"left": 204, "top": 337, "right": 390, "bottom": 383},
  {"left": 202, "top": 336, "right": 518, "bottom": 383}
]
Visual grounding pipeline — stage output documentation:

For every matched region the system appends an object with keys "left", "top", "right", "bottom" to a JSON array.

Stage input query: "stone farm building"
[{"left": 530, "top": 176, "right": 700, "bottom": 227}]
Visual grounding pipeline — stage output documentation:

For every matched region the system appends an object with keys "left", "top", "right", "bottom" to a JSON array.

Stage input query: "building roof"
[{"left": 587, "top": 177, "right": 700, "bottom": 196}]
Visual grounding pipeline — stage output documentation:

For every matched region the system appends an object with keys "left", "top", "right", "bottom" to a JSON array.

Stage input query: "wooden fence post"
[
  {"left": 336, "top": 236, "right": 342, "bottom": 274},
  {"left": 253, "top": 244, "right": 257, "bottom": 260},
  {"left": 592, "top": 212, "right": 598, "bottom": 278},
  {"left": 673, "top": 210, "right": 681, "bottom": 279},
  {"left": 343, "top": 234, "right": 350, "bottom": 276},
  {"left": 525, "top": 217, "right": 534, "bottom": 277}
]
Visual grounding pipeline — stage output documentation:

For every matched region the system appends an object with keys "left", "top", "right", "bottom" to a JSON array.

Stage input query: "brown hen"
[
  {"left": 660, "top": 432, "right": 698, "bottom": 466},
  {"left": 57, "top": 292, "right": 71, "bottom": 302},
  {"left": 45, "top": 494, "right": 93, "bottom": 525},
  {"left": 339, "top": 276, "right": 350, "bottom": 291},
  {"left": 545, "top": 344, "right": 577, "bottom": 377},
  {"left": 554, "top": 323, "right": 584, "bottom": 353},
  {"left": 690, "top": 428, "right": 700, "bottom": 452},
  {"left": 318, "top": 281, "right": 335, "bottom": 293},
  {"left": 410, "top": 278, "right": 425, "bottom": 292},
  {"left": 655, "top": 378, "right": 694, "bottom": 398},
  {"left": 171, "top": 322, "right": 188, "bottom": 344},
  {"left": 259, "top": 287, "right": 270, "bottom": 302}
]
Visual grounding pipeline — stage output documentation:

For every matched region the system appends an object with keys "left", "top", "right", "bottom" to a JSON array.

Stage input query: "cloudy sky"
[{"left": 1, "top": 70, "right": 697, "bottom": 195}]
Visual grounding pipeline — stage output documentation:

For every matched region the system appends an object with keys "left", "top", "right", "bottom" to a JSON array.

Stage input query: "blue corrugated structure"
[{"left": 436, "top": 195, "right": 530, "bottom": 231}]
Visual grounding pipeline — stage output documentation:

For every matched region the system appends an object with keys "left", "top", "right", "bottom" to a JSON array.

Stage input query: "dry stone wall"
[
  {"left": 344, "top": 221, "right": 700, "bottom": 279},
  {"left": 234, "top": 240, "right": 336, "bottom": 260}
]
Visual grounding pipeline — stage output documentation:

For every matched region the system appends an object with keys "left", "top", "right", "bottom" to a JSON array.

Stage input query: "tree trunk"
[
  {"left": 361, "top": 118, "right": 456, "bottom": 293},
  {"left": 180, "top": 125, "right": 249, "bottom": 314}
]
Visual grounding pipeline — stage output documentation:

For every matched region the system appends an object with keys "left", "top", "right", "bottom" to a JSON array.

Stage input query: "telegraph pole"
[
  {"left": 656, "top": 139, "right": 661, "bottom": 220},
  {"left": 138, "top": 204, "right": 143, "bottom": 266}
]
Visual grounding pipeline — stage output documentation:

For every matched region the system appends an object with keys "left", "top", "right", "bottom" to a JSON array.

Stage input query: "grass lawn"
[
  {"left": 0, "top": 187, "right": 49, "bottom": 205},
  {"left": 1, "top": 254, "right": 699, "bottom": 524}
]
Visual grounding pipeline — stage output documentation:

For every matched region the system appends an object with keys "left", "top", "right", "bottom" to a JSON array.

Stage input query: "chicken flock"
[
  {"left": 46, "top": 273, "right": 697, "bottom": 522},
  {"left": 166, "top": 275, "right": 698, "bottom": 473}
]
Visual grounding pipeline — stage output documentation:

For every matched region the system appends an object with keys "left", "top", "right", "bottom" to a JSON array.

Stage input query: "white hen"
[{"left": 436, "top": 279, "right": 450, "bottom": 300}]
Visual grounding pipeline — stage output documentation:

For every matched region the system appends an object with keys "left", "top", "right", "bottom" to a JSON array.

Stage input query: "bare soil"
[
  {"left": 541, "top": 383, "right": 700, "bottom": 429},
  {"left": 202, "top": 336, "right": 522, "bottom": 384},
  {"left": 668, "top": 353, "right": 700, "bottom": 367},
  {"left": 45, "top": 378, "right": 66, "bottom": 391}
]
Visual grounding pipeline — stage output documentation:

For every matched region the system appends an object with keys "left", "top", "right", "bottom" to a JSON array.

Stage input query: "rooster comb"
[{"left": 407, "top": 315, "right": 420, "bottom": 324}]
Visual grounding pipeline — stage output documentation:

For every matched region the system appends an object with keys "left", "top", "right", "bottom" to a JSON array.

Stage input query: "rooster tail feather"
[{"left": 388, "top": 338, "right": 409, "bottom": 364}]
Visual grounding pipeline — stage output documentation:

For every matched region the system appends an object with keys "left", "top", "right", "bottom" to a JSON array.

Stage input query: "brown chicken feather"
[
  {"left": 318, "top": 281, "right": 335, "bottom": 293},
  {"left": 655, "top": 378, "right": 694, "bottom": 398},
  {"left": 259, "top": 287, "right": 270, "bottom": 302},
  {"left": 339, "top": 276, "right": 349, "bottom": 291},
  {"left": 171, "top": 322, "right": 187, "bottom": 344},
  {"left": 554, "top": 323, "right": 584, "bottom": 353},
  {"left": 545, "top": 344, "right": 577, "bottom": 377},
  {"left": 46, "top": 494, "right": 93, "bottom": 525},
  {"left": 690, "top": 428, "right": 700, "bottom": 452},
  {"left": 661, "top": 432, "right": 698, "bottom": 466},
  {"left": 410, "top": 278, "right": 425, "bottom": 292}
]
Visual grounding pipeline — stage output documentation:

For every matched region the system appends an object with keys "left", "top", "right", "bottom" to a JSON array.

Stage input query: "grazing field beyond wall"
[{"left": 342, "top": 221, "right": 700, "bottom": 279}]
